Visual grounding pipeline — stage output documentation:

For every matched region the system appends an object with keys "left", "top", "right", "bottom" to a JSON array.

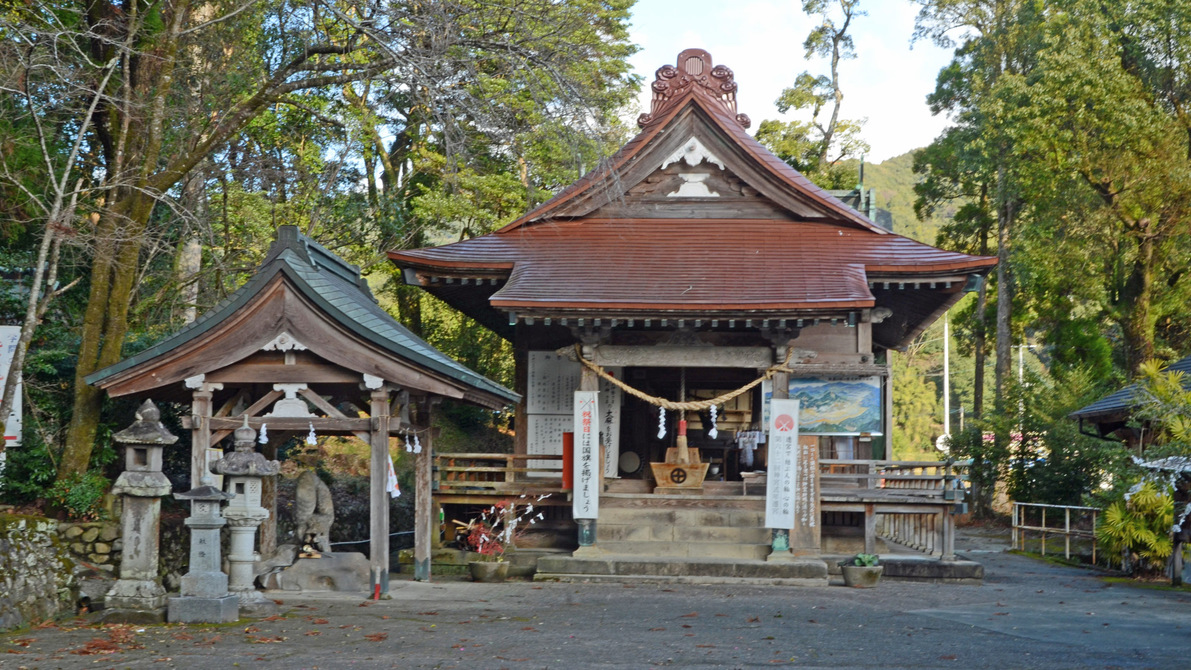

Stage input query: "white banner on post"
[
  {"left": 573, "top": 391, "right": 599, "bottom": 520},
  {"left": 1, "top": 326, "right": 22, "bottom": 448},
  {"left": 765, "top": 398, "right": 800, "bottom": 529}
]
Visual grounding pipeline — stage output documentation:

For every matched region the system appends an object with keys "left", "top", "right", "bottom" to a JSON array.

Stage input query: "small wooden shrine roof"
[
  {"left": 1070, "top": 356, "right": 1191, "bottom": 426},
  {"left": 87, "top": 226, "right": 517, "bottom": 408},
  {"left": 390, "top": 49, "right": 996, "bottom": 349}
]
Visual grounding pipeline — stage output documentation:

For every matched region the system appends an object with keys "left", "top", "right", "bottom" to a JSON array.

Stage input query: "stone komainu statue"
[{"left": 294, "top": 470, "right": 334, "bottom": 554}]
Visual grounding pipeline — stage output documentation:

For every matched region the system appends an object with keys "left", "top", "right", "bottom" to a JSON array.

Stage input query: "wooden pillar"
[
  {"left": 259, "top": 438, "right": 280, "bottom": 559},
  {"left": 513, "top": 328, "right": 529, "bottom": 458},
  {"left": 369, "top": 386, "right": 391, "bottom": 595},
  {"left": 864, "top": 503, "right": 876, "bottom": 555},
  {"left": 414, "top": 399, "right": 438, "bottom": 581},
  {"left": 185, "top": 376, "right": 222, "bottom": 487}
]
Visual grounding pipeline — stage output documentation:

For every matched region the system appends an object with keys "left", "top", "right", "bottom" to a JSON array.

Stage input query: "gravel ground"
[{"left": 1, "top": 526, "right": 1187, "bottom": 670}]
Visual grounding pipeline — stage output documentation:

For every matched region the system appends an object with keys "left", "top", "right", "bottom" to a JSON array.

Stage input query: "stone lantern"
[
  {"left": 104, "top": 400, "right": 176, "bottom": 622},
  {"left": 211, "top": 416, "right": 280, "bottom": 617},
  {"left": 168, "top": 483, "right": 237, "bottom": 623}
]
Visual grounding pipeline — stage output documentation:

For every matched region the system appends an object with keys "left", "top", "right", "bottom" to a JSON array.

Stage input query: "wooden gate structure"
[
  {"left": 391, "top": 50, "right": 995, "bottom": 577},
  {"left": 87, "top": 226, "right": 518, "bottom": 593}
]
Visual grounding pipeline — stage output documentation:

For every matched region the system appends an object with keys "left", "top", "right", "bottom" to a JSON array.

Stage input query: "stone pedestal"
[
  {"left": 168, "top": 485, "right": 238, "bottom": 623},
  {"left": 104, "top": 400, "right": 176, "bottom": 623}
]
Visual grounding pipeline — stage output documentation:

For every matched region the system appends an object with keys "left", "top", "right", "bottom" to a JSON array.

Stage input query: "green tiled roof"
[{"left": 87, "top": 226, "right": 518, "bottom": 404}]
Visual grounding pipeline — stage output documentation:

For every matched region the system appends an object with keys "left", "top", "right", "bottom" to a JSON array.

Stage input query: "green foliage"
[
  {"left": 1132, "top": 360, "right": 1191, "bottom": 459},
  {"left": 1096, "top": 481, "right": 1174, "bottom": 575},
  {"left": 946, "top": 426, "right": 1004, "bottom": 518},
  {"left": 890, "top": 331, "right": 942, "bottom": 461},
  {"left": 45, "top": 470, "right": 109, "bottom": 521},
  {"left": 851, "top": 552, "right": 879, "bottom": 567},
  {"left": 756, "top": 0, "right": 869, "bottom": 189}
]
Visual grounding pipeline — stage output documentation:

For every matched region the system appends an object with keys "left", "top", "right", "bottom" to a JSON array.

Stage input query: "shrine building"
[{"left": 392, "top": 50, "right": 995, "bottom": 581}]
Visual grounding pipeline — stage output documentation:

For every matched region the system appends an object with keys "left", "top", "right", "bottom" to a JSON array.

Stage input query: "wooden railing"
[
  {"left": 820, "top": 460, "right": 968, "bottom": 557},
  {"left": 820, "top": 459, "right": 968, "bottom": 497},
  {"left": 1012, "top": 502, "right": 1098, "bottom": 562},
  {"left": 433, "top": 453, "right": 567, "bottom": 500}
]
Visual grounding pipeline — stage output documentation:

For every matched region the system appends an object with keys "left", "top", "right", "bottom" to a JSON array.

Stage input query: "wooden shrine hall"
[
  {"left": 390, "top": 49, "right": 995, "bottom": 583},
  {"left": 87, "top": 226, "right": 518, "bottom": 593}
]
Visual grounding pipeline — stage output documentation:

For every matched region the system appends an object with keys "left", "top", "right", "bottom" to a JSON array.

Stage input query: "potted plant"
[
  {"left": 839, "top": 553, "right": 883, "bottom": 588},
  {"left": 454, "top": 495, "right": 549, "bottom": 582}
]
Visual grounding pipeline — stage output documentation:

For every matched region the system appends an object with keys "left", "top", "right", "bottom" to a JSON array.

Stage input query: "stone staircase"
[{"left": 534, "top": 492, "right": 829, "bottom": 585}]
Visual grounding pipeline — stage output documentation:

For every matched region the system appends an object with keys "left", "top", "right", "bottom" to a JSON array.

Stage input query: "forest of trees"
[{"left": 4, "top": 0, "right": 1191, "bottom": 539}]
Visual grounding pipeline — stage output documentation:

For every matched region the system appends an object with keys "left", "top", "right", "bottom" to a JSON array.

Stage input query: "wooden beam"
[
  {"left": 593, "top": 345, "right": 772, "bottom": 368},
  {"left": 209, "top": 389, "right": 285, "bottom": 444},
  {"left": 206, "top": 416, "right": 371, "bottom": 432},
  {"left": 206, "top": 363, "right": 361, "bottom": 384},
  {"left": 299, "top": 388, "right": 371, "bottom": 442}
]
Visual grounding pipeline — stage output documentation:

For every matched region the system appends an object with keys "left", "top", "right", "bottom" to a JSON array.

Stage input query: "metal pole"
[
  {"left": 1041, "top": 508, "right": 1046, "bottom": 556},
  {"left": 943, "top": 313, "right": 950, "bottom": 437}
]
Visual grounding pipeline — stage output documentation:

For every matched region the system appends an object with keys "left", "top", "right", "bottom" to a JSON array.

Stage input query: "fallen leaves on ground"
[
  {"left": 363, "top": 632, "right": 388, "bottom": 642},
  {"left": 11, "top": 639, "right": 34, "bottom": 647},
  {"left": 71, "top": 625, "right": 144, "bottom": 655},
  {"left": 246, "top": 635, "right": 286, "bottom": 644}
]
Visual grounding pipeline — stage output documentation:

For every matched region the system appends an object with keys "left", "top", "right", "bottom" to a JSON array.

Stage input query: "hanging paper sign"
[
  {"left": 765, "top": 398, "right": 800, "bottom": 529},
  {"left": 1, "top": 325, "right": 22, "bottom": 447},
  {"left": 573, "top": 391, "right": 599, "bottom": 520}
]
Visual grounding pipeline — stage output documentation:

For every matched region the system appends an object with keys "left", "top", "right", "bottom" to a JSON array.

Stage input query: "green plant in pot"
[
  {"left": 839, "top": 553, "right": 882, "bottom": 587},
  {"left": 454, "top": 495, "right": 550, "bottom": 582}
]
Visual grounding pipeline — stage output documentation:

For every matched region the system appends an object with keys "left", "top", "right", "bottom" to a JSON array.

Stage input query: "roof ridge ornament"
[{"left": 638, "top": 49, "right": 751, "bottom": 130}]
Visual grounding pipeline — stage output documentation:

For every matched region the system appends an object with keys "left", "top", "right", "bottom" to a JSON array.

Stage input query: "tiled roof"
[
  {"left": 88, "top": 226, "right": 517, "bottom": 404},
  {"left": 393, "top": 219, "right": 994, "bottom": 312},
  {"left": 1069, "top": 356, "right": 1191, "bottom": 421}
]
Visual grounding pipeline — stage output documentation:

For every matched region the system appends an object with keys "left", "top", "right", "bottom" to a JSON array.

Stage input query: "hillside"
[{"left": 860, "top": 151, "right": 942, "bottom": 245}]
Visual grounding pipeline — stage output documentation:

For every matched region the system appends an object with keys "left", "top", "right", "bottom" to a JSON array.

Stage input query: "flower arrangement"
[{"left": 453, "top": 494, "right": 550, "bottom": 562}]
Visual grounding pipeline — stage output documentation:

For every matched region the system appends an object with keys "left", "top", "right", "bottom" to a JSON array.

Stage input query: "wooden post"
[
  {"left": 864, "top": 503, "right": 876, "bottom": 555},
  {"left": 413, "top": 398, "right": 437, "bottom": 581},
  {"left": 369, "top": 387, "right": 391, "bottom": 595},
  {"left": 259, "top": 437, "right": 280, "bottom": 559},
  {"left": 186, "top": 377, "right": 221, "bottom": 487}
]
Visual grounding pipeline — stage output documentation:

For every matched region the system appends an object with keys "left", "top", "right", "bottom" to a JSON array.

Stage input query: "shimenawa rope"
[{"left": 567, "top": 344, "right": 795, "bottom": 412}]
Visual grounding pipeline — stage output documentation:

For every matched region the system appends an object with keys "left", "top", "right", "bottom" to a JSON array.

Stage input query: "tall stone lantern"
[
  {"left": 211, "top": 416, "right": 280, "bottom": 617},
  {"left": 105, "top": 400, "right": 176, "bottom": 622}
]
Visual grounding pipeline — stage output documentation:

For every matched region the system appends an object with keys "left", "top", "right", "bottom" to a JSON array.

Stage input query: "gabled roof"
[
  {"left": 1069, "top": 356, "right": 1191, "bottom": 422},
  {"left": 500, "top": 49, "right": 884, "bottom": 233},
  {"left": 389, "top": 50, "right": 996, "bottom": 349},
  {"left": 88, "top": 226, "right": 517, "bottom": 407}
]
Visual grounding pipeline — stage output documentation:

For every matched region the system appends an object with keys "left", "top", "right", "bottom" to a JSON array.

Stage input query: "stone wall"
[
  {"left": 0, "top": 514, "right": 76, "bottom": 631},
  {"left": 58, "top": 521, "right": 121, "bottom": 570}
]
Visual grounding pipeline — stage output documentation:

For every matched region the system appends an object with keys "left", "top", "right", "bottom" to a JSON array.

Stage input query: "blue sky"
[{"left": 625, "top": 0, "right": 957, "bottom": 163}]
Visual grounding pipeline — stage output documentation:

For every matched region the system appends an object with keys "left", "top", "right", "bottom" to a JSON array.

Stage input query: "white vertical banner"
[
  {"left": 765, "top": 398, "right": 800, "bottom": 529},
  {"left": 573, "top": 391, "right": 599, "bottom": 520},
  {"left": 0, "top": 325, "right": 21, "bottom": 448}
]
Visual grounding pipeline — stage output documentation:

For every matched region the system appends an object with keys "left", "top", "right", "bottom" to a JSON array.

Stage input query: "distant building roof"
[{"left": 1070, "top": 356, "right": 1191, "bottom": 422}]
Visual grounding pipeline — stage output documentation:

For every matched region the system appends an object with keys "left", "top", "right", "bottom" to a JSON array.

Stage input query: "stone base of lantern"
[
  {"left": 167, "top": 594, "right": 239, "bottom": 624},
  {"left": 102, "top": 579, "right": 168, "bottom": 623}
]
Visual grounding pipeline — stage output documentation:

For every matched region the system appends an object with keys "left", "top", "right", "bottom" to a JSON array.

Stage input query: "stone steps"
[
  {"left": 534, "top": 554, "right": 828, "bottom": 586},
  {"left": 593, "top": 495, "right": 771, "bottom": 562}
]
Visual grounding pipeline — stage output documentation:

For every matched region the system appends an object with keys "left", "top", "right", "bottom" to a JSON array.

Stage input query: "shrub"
[
  {"left": 45, "top": 470, "right": 109, "bottom": 521},
  {"left": 1095, "top": 481, "right": 1173, "bottom": 576}
]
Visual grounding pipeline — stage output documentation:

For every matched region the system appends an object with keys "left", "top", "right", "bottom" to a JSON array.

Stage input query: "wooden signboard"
[
  {"left": 527, "top": 351, "right": 621, "bottom": 477},
  {"left": 766, "top": 398, "right": 800, "bottom": 529},
  {"left": 573, "top": 391, "right": 599, "bottom": 519},
  {"left": 1, "top": 326, "right": 22, "bottom": 448}
]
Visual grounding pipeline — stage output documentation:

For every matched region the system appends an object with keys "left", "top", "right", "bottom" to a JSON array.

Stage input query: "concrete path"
[{"left": 2, "top": 527, "right": 1187, "bottom": 669}]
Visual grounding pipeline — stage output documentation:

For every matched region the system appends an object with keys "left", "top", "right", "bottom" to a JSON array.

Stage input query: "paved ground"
[{"left": 2, "top": 527, "right": 1188, "bottom": 669}]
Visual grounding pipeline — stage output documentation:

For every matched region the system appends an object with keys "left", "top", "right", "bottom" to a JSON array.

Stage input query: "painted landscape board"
[{"left": 763, "top": 376, "right": 882, "bottom": 435}]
